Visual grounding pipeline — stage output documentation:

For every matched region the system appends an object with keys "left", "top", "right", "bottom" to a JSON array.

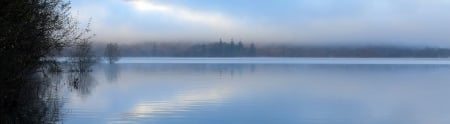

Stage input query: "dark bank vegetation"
[
  {"left": 1, "top": 0, "right": 96, "bottom": 123},
  {"left": 1, "top": 0, "right": 95, "bottom": 81}
]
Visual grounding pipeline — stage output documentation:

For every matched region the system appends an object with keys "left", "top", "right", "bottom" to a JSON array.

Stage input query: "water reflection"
[
  {"left": 104, "top": 64, "right": 120, "bottom": 83},
  {"left": 0, "top": 60, "right": 99, "bottom": 123},
  {"left": 4, "top": 61, "right": 450, "bottom": 124},
  {"left": 120, "top": 85, "right": 233, "bottom": 121},
  {"left": 0, "top": 69, "right": 63, "bottom": 123},
  {"left": 67, "top": 71, "right": 97, "bottom": 99},
  {"left": 58, "top": 63, "right": 450, "bottom": 124}
]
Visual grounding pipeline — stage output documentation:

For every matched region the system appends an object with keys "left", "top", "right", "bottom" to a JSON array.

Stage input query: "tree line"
[
  {"left": 113, "top": 41, "right": 450, "bottom": 58},
  {"left": 185, "top": 39, "right": 256, "bottom": 57},
  {"left": 108, "top": 39, "right": 256, "bottom": 57}
]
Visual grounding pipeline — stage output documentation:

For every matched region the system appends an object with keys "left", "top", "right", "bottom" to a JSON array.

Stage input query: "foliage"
[{"left": 0, "top": 0, "right": 91, "bottom": 82}]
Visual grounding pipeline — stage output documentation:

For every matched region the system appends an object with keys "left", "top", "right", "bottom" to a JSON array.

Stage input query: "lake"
[{"left": 58, "top": 58, "right": 450, "bottom": 124}]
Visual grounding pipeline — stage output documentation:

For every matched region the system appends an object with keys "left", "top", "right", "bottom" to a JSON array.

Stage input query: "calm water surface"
[{"left": 60, "top": 58, "right": 450, "bottom": 124}]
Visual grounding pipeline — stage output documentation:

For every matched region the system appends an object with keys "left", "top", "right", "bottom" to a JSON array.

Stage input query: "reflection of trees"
[
  {"left": 0, "top": 58, "right": 98, "bottom": 123},
  {"left": 0, "top": 69, "right": 63, "bottom": 123},
  {"left": 105, "top": 64, "right": 120, "bottom": 83},
  {"left": 67, "top": 69, "right": 97, "bottom": 99},
  {"left": 125, "top": 64, "right": 257, "bottom": 77}
]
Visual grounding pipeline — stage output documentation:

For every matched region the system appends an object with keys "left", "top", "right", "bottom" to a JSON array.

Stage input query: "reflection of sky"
[
  {"left": 122, "top": 85, "right": 233, "bottom": 121},
  {"left": 63, "top": 63, "right": 450, "bottom": 124},
  {"left": 71, "top": 0, "right": 450, "bottom": 46}
]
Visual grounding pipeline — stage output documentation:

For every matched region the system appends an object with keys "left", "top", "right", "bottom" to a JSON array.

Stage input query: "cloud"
[
  {"left": 127, "top": 0, "right": 235, "bottom": 31},
  {"left": 71, "top": 0, "right": 450, "bottom": 46}
]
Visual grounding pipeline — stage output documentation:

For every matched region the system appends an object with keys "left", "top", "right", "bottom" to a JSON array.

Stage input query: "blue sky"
[{"left": 72, "top": 0, "right": 450, "bottom": 46}]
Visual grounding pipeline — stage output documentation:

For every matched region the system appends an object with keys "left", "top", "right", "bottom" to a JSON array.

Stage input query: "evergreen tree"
[
  {"left": 151, "top": 43, "right": 157, "bottom": 56},
  {"left": 230, "top": 38, "right": 235, "bottom": 56},
  {"left": 238, "top": 41, "right": 244, "bottom": 56},
  {"left": 249, "top": 43, "right": 256, "bottom": 57},
  {"left": 218, "top": 38, "right": 224, "bottom": 56}
]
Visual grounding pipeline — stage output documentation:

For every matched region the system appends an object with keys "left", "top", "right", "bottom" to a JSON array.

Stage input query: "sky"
[{"left": 72, "top": 0, "right": 450, "bottom": 46}]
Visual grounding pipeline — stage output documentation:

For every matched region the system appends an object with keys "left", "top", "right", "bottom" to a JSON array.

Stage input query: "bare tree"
[
  {"left": 70, "top": 40, "right": 97, "bottom": 72},
  {"left": 104, "top": 43, "right": 120, "bottom": 63}
]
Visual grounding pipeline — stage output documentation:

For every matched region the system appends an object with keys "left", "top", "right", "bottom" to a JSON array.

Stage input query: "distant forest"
[{"left": 86, "top": 40, "right": 450, "bottom": 58}]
